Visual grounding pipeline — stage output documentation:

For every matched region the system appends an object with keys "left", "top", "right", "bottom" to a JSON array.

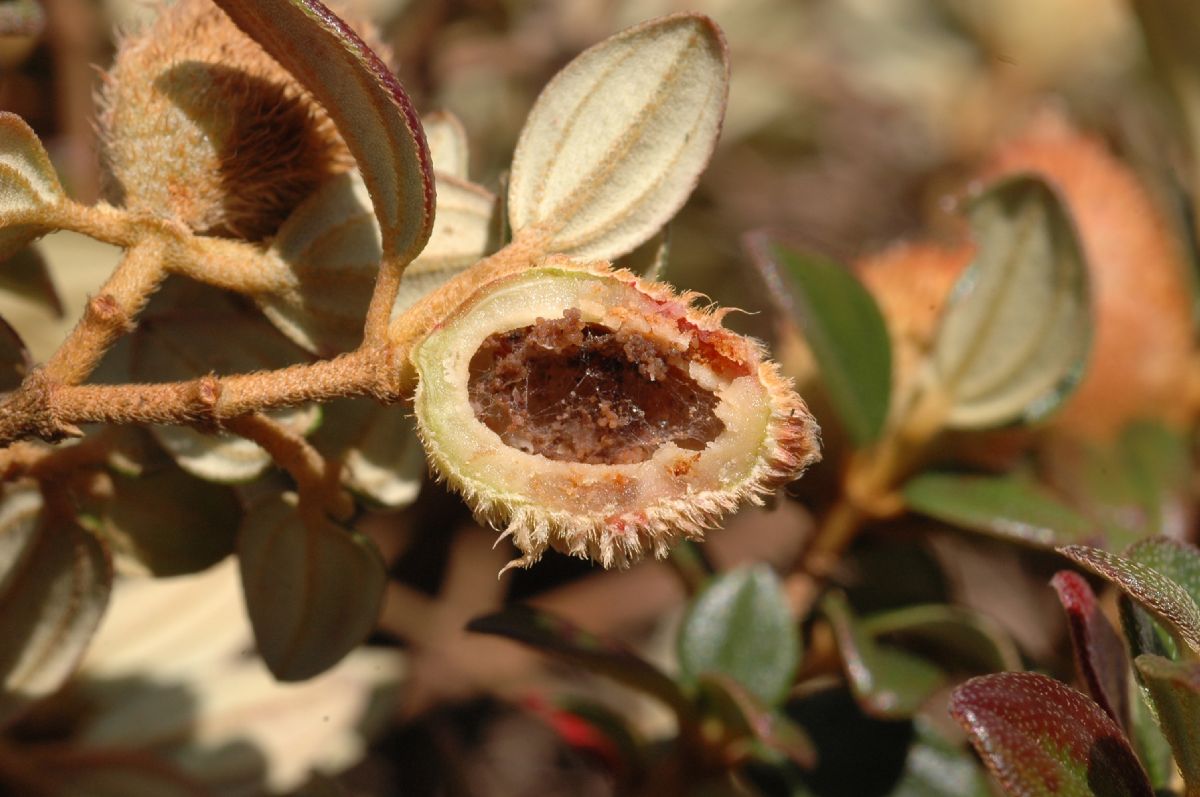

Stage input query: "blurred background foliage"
[{"left": 2, "top": 0, "right": 1199, "bottom": 795}]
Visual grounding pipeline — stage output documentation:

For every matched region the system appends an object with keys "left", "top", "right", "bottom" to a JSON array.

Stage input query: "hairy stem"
[{"left": 362, "top": 254, "right": 406, "bottom": 346}]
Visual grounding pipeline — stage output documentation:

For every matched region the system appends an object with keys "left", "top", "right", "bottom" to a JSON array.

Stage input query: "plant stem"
[{"left": 361, "top": 253, "right": 405, "bottom": 346}]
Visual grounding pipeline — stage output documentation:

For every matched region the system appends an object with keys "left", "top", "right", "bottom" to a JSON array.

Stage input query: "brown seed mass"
[{"left": 468, "top": 309, "right": 726, "bottom": 464}]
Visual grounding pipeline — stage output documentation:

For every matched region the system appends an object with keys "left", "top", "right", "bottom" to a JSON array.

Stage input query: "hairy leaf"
[
  {"left": 678, "top": 565, "right": 799, "bottom": 705},
  {"left": 927, "top": 177, "right": 1090, "bottom": 429},
  {"left": 83, "top": 463, "right": 241, "bottom": 577},
  {"left": 508, "top": 13, "right": 728, "bottom": 259},
  {"left": 0, "top": 491, "right": 112, "bottom": 729},
  {"left": 950, "top": 672, "right": 1152, "bottom": 797},
  {"left": 210, "top": 0, "right": 434, "bottom": 264},
  {"left": 239, "top": 492, "right": 386, "bottom": 681},
  {"left": 314, "top": 398, "right": 425, "bottom": 508},
  {"left": 0, "top": 112, "right": 65, "bottom": 260},
  {"left": 261, "top": 170, "right": 496, "bottom": 355},
  {"left": 1060, "top": 543, "right": 1200, "bottom": 655},
  {"left": 467, "top": 605, "right": 692, "bottom": 720},
  {"left": 131, "top": 280, "right": 320, "bottom": 483},
  {"left": 905, "top": 472, "right": 1095, "bottom": 547},
  {"left": 1051, "top": 570, "right": 1130, "bottom": 729},
  {"left": 821, "top": 591, "right": 943, "bottom": 719},
  {"left": 752, "top": 240, "right": 892, "bottom": 446},
  {"left": 1134, "top": 654, "right": 1200, "bottom": 792},
  {"left": 422, "top": 109, "right": 470, "bottom": 179}
]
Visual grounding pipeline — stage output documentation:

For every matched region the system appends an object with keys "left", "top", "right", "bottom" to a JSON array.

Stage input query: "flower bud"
[
  {"left": 412, "top": 257, "right": 821, "bottom": 570},
  {"left": 97, "top": 0, "right": 386, "bottom": 241}
]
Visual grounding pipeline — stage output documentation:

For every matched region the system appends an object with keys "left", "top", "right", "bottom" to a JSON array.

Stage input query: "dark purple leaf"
[{"left": 1051, "top": 570, "right": 1130, "bottom": 730}]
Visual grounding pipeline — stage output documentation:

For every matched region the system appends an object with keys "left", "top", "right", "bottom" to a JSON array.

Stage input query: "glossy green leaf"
[
  {"left": 313, "top": 398, "right": 425, "bottom": 508},
  {"left": 209, "top": 0, "right": 434, "bottom": 265},
  {"left": 1051, "top": 571, "right": 1130, "bottom": 729},
  {"left": 467, "top": 605, "right": 692, "bottom": 721},
  {"left": 0, "top": 314, "right": 28, "bottom": 392},
  {"left": 678, "top": 565, "right": 799, "bottom": 704},
  {"left": 0, "top": 490, "right": 112, "bottom": 729},
  {"left": 753, "top": 240, "right": 892, "bottom": 446},
  {"left": 950, "top": 672, "right": 1152, "bottom": 797},
  {"left": 0, "top": 244, "right": 62, "bottom": 316},
  {"left": 260, "top": 169, "right": 496, "bottom": 355},
  {"left": 905, "top": 472, "right": 1095, "bottom": 547},
  {"left": 1060, "top": 543, "right": 1200, "bottom": 655},
  {"left": 821, "top": 592, "right": 943, "bottom": 719},
  {"left": 239, "top": 492, "right": 386, "bottom": 681},
  {"left": 1134, "top": 654, "right": 1200, "bottom": 792},
  {"left": 861, "top": 603, "right": 1022, "bottom": 675},
  {"left": 83, "top": 463, "right": 241, "bottom": 577},
  {"left": 927, "top": 176, "right": 1090, "bottom": 429},
  {"left": 0, "top": 112, "right": 65, "bottom": 261},
  {"left": 131, "top": 280, "right": 320, "bottom": 483},
  {"left": 508, "top": 13, "right": 728, "bottom": 259}
]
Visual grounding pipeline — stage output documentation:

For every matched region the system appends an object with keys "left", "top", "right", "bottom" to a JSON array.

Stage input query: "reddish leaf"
[
  {"left": 950, "top": 672, "right": 1152, "bottom": 797},
  {"left": 1051, "top": 570, "right": 1131, "bottom": 730}
]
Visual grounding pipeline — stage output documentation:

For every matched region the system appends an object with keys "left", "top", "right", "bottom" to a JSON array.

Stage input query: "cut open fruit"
[{"left": 412, "top": 258, "right": 820, "bottom": 570}]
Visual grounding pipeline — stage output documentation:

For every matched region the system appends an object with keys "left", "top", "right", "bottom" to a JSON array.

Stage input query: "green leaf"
[
  {"left": 860, "top": 603, "right": 1022, "bottom": 675},
  {"left": 752, "top": 240, "right": 892, "bottom": 446},
  {"left": 259, "top": 169, "right": 496, "bottom": 356},
  {"left": 821, "top": 592, "right": 943, "bottom": 719},
  {"left": 696, "top": 673, "right": 817, "bottom": 769},
  {"left": 209, "top": 0, "right": 433, "bottom": 265},
  {"left": 508, "top": 13, "right": 729, "bottom": 259},
  {"left": 238, "top": 492, "right": 386, "bottom": 681},
  {"left": 467, "top": 605, "right": 692, "bottom": 721},
  {"left": 82, "top": 463, "right": 241, "bottom": 577},
  {"left": 678, "top": 565, "right": 799, "bottom": 704},
  {"left": 313, "top": 398, "right": 425, "bottom": 508},
  {"left": 889, "top": 718, "right": 992, "bottom": 797},
  {"left": 0, "top": 490, "right": 112, "bottom": 729},
  {"left": 1059, "top": 543, "right": 1200, "bottom": 655},
  {"left": 904, "top": 472, "right": 1096, "bottom": 547},
  {"left": 131, "top": 280, "right": 321, "bottom": 483},
  {"left": 950, "top": 672, "right": 1152, "bottom": 797},
  {"left": 0, "top": 112, "right": 65, "bottom": 261},
  {"left": 927, "top": 176, "right": 1091, "bottom": 429},
  {"left": 1130, "top": 686, "right": 1176, "bottom": 792},
  {"left": 1134, "top": 654, "right": 1200, "bottom": 792}
]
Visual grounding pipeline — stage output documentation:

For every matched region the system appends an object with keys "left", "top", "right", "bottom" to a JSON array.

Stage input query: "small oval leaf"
[
  {"left": 1134, "top": 654, "right": 1200, "bottom": 792},
  {"left": 904, "top": 472, "right": 1097, "bottom": 547},
  {"left": 130, "top": 280, "right": 320, "bottom": 483},
  {"left": 209, "top": 0, "right": 433, "bottom": 264},
  {"left": 751, "top": 240, "right": 892, "bottom": 446},
  {"left": 238, "top": 491, "right": 386, "bottom": 681},
  {"left": 0, "top": 112, "right": 65, "bottom": 260},
  {"left": 821, "top": 592, "right": 944, "bottom": 719},
  {"left": 927, "top": 176, "right": 1091, "bottom": 429},
  {"left": 678, "top": 565, "right": 799, "bottom": 704},
  {"left": 950, "top": 672, "right": 1152, "bottom": 797},
  {"left": 313, "top": 399, "right": 425, "bottom": 508},
  {"left": 508, "top": 13, "right": 729, "bottom": 259},
  {"left": 1059, "top": 543, "right": 1200, "bottom": 655},
  {"left": 261, "top": 170, "right": 496, "bottom": 355},
  {"left": 0, "top": 491, "right": 112, "bottom": 728}
]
